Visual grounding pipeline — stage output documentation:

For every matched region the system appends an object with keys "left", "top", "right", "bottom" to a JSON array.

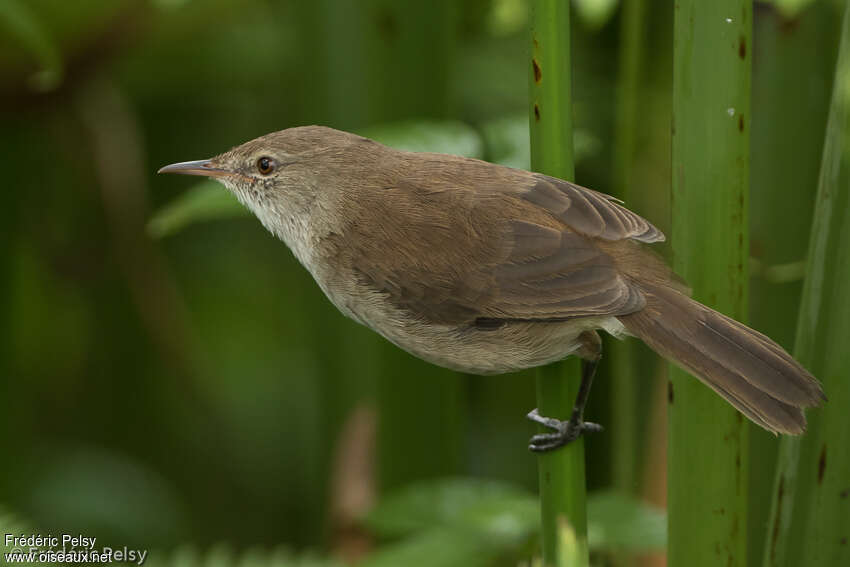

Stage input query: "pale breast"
[{"left": 316, "top": 265, "right": 618, "bottom": 374}]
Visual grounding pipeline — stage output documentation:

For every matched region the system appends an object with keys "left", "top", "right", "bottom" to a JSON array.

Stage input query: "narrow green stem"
[
  {"left": 610, "top": 0, "right": 647, "bottom": 496},
  {"left": 528, "top": 2, "right": 585, "bottom": 565},
  {"left": 670, "top": 2, "right": 751, "bottom": 566},
  {"left": 763, "top": 4, "right": 850, "bottom": 565}
]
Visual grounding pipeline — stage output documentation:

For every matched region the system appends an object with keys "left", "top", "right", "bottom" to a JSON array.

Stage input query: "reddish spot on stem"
[
  {"left": 534, "top": 103, "right": 540, "bottom": 122},
  {"left": 770, "top": 476, "right": 785, "bottom": 563},
  {"left": 667, "top": 381, "right": 674, "bottom": 404},
  {"left": 738, "top": 114, "right": 744, "bottom": 132},
  {"left": 739, "top": 36, "right": 747, "bottom": 59},
  {"left": 532, "top": 58, "right": 542, "bottom": 84},
  {"left": 779, "top": 16, "right": 799, "bottom": 35},
  {"left": 376, "top": 9, "right": 397, "bottom": 40},
  {"left": 818, "top": 444, "right": 827, "bottom": 484}
]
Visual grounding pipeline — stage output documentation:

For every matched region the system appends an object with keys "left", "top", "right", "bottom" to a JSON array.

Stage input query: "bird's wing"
[
  {"left": 517, "top": 175, "right": 665, "bottom": 243},
  {"left": 342, "top": 165, "right": 663, "bottom": 326},
  {"left": 478, "top": 218, "right": 646, "bottom": 323}
]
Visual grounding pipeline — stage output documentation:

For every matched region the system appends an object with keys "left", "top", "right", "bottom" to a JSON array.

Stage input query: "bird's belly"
[
  {"left": 339, "top": 295, "right": 605, "bottom": 374},
  {"left": 384, "top": 320, "right": 591, "bottom": 375},
  {"left": 317, "top": 274, "right": 625, "bottom": 374}
]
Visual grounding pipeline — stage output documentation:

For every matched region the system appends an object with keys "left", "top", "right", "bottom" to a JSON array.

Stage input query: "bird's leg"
[
  {"left": 527, "top": 359, "right": 602, "bottom": 451},
  {"left": 527, "top": 331, "right": 603, "bottom": 452}
]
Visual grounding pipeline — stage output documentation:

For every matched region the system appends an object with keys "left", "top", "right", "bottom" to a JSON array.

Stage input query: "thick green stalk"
[
  {"left": 528, "top": 2, "right": 585, "bottom": 565},
  {"left": 670, "top": 2, "right": 751, "bottom": 567},
  {"left": 763, "top": 3, "right": 850, "bottom": 565}
]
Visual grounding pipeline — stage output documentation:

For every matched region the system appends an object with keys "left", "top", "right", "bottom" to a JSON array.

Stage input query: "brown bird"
[{"left": 159, "top": 126, "right": 825, "bottom": 451}]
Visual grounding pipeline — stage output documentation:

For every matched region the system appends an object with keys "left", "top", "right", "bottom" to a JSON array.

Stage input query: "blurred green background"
[{"left": 0, "top": 0, "right": 842, "bottom": 565}]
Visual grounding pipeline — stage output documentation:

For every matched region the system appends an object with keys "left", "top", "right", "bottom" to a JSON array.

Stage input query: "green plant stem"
[
  {"left": 670, "top": 2, "right": 751, "bottom": 566},
  {"left": 609, "top": 0, "right": 647, "bottom": 497},
  {"left": 763, "top": 3, "right": 850, "bottom": 565},
  {"left": 528, "top": 1, "right": 585, "bottom": 565}
]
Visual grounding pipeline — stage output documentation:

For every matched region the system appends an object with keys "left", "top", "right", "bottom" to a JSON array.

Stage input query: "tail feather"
[{"left": 618, "top": 284, "right": 825, "bottom": 434}]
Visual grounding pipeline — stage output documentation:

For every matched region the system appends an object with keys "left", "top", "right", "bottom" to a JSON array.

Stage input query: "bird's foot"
[{"left": 526, "top": 408, "right": 603, "bottom": 452}]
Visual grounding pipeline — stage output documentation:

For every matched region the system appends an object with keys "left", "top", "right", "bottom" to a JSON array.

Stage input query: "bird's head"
[{"left": 158, "top": 126, "right": 378, "bottom": 261}]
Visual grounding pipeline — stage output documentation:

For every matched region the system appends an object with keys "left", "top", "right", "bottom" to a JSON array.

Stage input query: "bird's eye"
[{"left": 256, "top": 156, "right": 275, "bottom": 175}]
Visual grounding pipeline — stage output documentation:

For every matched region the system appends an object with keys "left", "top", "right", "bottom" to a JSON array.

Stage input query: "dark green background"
[{"left": 0, "top": 1, "right": 840, "bottom": 564}]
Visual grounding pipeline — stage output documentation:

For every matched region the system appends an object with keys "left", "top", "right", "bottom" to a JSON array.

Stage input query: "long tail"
[{"left": 618, "top": 283, "right": 825, "bottom": 434}]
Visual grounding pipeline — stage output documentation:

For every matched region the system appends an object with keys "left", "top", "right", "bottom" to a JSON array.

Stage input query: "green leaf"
[
  {"left": 749, "top": 257, "right": 807, "bottom": 284},
  {"left": 359, "top": 120, "right": 484, "bottom": 158},
  {"left": 366, "top": 478, "right": 666, "bottom": 553},
  {"left": 481, "top": 114, "right": 600, "bottom": 170},
  {"left": 0, "top": 0, "right": 63, "bottom": 91},
  {"left": 0, "top": 506, "right": 33, "bottom": 554},
  {"left": 24, "top": 445, "right": 186, "bottom": 544},
  {"left": 357, "top": 528, "right": 497, "bottom": 567},
  {"left": 152, "top": 0, "right": 193, "bottom": 10},
  {"left": 365, "top": 477, "right": 537, "bottom": 540},
  {"left": 762, "top": 0, "right": 819, "bottom": 19},
  {"left": 147, "top": 181, "right": 247, "bottom": 238},
  {"left": 573, "top": 0, "right": 620, "bottom": 30},
  {"left": 143, "top": 543, "right": 343, "bottom": 567},
  {"left": 362, "top": 478, "right": 539, "bottom": 566},
  {"left": 764, "top": 2, "right": 850, "bottom": 564},
  {"left": 486, "top": 0, "right": 528, "bottom": 37},
  {"left": 586, "top": 490, "right": 666, "bottom": 552}
]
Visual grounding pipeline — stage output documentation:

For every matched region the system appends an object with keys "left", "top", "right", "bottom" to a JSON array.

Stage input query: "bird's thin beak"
[{"left": 157, "top": 159, "right": 230, "bottom": 178}]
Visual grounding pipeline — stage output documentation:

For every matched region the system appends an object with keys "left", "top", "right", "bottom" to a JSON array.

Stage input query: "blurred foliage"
[
  {"left": 366, "top": 478, "right": 665, "bottom": 555},
  {"left": 148, "top": 181, "right": 247, "bottom": 238},
  {"left": 764, "top": 3, "right": 850, "bottom": 564},
  {"left": 143, "top": 544, "right": 343, "bottom": 567},
  {"left": 359, "top": 120, "right": 484, "bottom": 157},
  {"left": 573, "top": 0, "right": 620, "bottom": 30},
  {"left": 0, "top": 0, "right": 63, "bottom": 90},
  {"left": 0, "top": 0, "right": 843, "bottom": 565},
  {"left": 0, "top": 0, "right": 625, "bottom": 554},
  {"left": 1, "top": 477, "right": 663, "bottom": 566},
  {"left": 762, "top": 0, "right": 820, "bottom": 18},
  {"left": 365, "top": 477, "right": 538, "bottom": 541},
  {"left": 0, "top": 506, "right": 33, "bottom": 554}
]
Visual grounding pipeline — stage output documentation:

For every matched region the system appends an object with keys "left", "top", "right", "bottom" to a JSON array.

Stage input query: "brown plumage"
[
  {"left": 618, "top": 285, "right": 823, "bottom": 433},
  {"left": 159, "top": 126, "right": 825, "bottom": 437}
]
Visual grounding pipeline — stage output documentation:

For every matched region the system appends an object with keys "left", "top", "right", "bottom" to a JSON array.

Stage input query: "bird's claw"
[{"left": 526, "top": 408, "right": 602, "bottom": 452}]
